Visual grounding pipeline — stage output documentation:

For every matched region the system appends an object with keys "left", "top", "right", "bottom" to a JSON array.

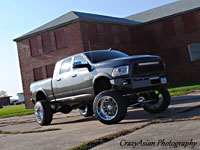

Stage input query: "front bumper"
[{"left": 110, "top": 74, "right": 167, "bottom": 91}]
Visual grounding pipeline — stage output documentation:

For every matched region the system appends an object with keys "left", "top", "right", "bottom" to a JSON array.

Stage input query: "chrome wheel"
[
  {"left": 79, "top": 107, "right": 88, "bottom": 116},
  {"left": 34, "top": 103, "right": 44, "bottom": 124},
  {"left": 96, "top": 96, "right": 118, "bottom": 121}
]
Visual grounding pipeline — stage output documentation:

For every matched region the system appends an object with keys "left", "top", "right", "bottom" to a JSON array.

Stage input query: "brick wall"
[
  {"left": 17, "top": 22, "right": 84, "bottom": 108},
  {"left": 140, "top": 10, "right": 200, "bottom": 84},
  {"left": 80, "top": 21, "right": 141, "bottom": 55}
]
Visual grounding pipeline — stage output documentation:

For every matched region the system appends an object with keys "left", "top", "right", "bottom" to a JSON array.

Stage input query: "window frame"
[
  {"left": 162, "top": 18, "right": 176, "bottom": 38},
  {"left": 188, "top": 43, "right": 200, "bottom": 62},
  {"left": 72, "top": 54, "right": 90, "bottom": 71},
  {"left": 29, "top": 37, "right": 40, "bottom": 57},
  {"left": 59, "top": 57, "right": 72, "bottom": 74},
  {"left": 54, "top": 29, "right": 67, "bottom": 50},
  {"left": 33, "top": 67, "right": 43, "bottom": 81},
  {"left": 182, "top": 13, "right": 197, "bottom": 33},
  {"left": 45, "top": 64, "right": 55, "bottom": 78},
  {"left": 88, "top": 23, "right": 99, "bottom": 43},
  {"left": 41, "top": 33, "right": 53, "bottom": 53},
  {"left": 73, "top": 54, "right": 88, "bottom": 65}
]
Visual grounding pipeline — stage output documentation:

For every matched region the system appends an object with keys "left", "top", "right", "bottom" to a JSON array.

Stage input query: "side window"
[
  {"left": 74, "top": 55, "right": 88, "bottom": 65},
  {"left": 59, "top": 58, "right": 72, "bottom": 74}
]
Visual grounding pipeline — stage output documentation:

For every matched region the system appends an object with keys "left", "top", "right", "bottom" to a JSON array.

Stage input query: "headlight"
[{"left": 112, "top": 66, "right": 129, "bottom": 77}]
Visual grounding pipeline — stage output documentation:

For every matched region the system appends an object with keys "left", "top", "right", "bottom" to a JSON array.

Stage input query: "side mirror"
[{"left": 73, "top": 61, "right": 91, "bottom": 71}]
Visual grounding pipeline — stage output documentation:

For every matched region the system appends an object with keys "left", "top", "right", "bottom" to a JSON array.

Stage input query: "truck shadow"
[
  {"left": 51, "top": 116, "right": 96, "bottom": 125},
  {"left": 52, "top": 95, "right": 200, "bottom": 126},
  {"left": 121, "top": 95, "right": 200, "bottom": 124}
]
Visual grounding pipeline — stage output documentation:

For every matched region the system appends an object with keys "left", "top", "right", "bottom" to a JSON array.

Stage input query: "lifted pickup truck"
[{"left": 31, "top": 50, "right": 170, "bottom": 125}]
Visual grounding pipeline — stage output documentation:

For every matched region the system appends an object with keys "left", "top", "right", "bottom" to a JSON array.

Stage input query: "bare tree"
[{"left": 0, "top": 90, "right": 8, "bottom": 98}]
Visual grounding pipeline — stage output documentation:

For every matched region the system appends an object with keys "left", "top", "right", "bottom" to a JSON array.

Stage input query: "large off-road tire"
[
  {"left": 79, "top": 103, "right": 93, "bottom": 117},
  {"left": 93, "top": 90, "right": 127, "bottom": 125},
  {"left": 143, "top": 87, "right": 170, "bottom": 114},
  {"left": 34, "top": 100, "right": 53, "bottom": 126}
]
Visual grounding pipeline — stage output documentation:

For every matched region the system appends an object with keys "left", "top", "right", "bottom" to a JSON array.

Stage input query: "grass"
[
  {"left": 0, "top": 128, "right": 61, "bottom": 135},
  {"left": 67, "top": 117, "right": 200, "bottom": 150},
  {"left": 0, "top": 105, "right": 34, "bottom": 119},
  {"left": 168, "top": 84, "right": 200, "bottom": 96}
]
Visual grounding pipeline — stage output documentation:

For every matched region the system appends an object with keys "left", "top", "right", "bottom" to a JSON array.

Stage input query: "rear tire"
[
  {"left": 34, "top": 100, "right": 53, "bottom": 126},
  {"left": 143, "top": 88, "right": 170, "bottom": 114},
  {"left": 79, "top": 103, "right": 94, "bottom": 117},
  {"left": 93, "top": 90, "right": 127, "bottom": 125}
]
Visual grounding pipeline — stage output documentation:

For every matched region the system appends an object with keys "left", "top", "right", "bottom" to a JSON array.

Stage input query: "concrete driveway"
[{"left": 0, "top": 93, "right": 200, "bottom": 150}]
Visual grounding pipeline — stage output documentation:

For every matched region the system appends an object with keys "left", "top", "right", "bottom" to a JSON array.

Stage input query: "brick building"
[
  {"left": 14, "top": 0, "right": 200, "bottom": 108},
  {"left": 0, "top": 97, "right": 11, "bottom": 106}
]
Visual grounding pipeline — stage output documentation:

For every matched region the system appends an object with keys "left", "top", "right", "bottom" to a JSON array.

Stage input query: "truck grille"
[{"left": 132, "top": 61, "right": 165, "bottom": 76}]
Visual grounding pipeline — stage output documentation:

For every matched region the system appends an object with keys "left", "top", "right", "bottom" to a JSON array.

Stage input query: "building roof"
[
  {"left": 0, "top": 96, "right": 11, "bottom": 99},
  {"left": 126, "top": 0, "right": 200, "bottom": 23},
  {"left": 14, "top": 11, "right": 139, "bottom": 41},
  {"left": 14, "top": 0, "right": 200, "bottom": 41}
]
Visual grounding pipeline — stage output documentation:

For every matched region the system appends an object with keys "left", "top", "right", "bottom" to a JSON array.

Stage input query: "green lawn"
[
  {"left": 0, "top": 105, "right": 34, "bottom": 119},
  {"left": 0, "top": 84, "right": 200, "bottom": 119},
  {"left": 168, "top": 84, "right": 200, "bottom": 96}
]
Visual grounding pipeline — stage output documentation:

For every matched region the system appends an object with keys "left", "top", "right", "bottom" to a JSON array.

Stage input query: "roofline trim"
[
  {"left": 13, "top": 18, "right": 80, "bottom": 42},
  {"left": 135, "top": 7, "right": 200, "bottom": 26},
  {"left": 13, "top": 18, "right": 137, "bottom": 42}
]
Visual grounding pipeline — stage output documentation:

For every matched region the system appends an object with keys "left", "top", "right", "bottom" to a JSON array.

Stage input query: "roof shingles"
[
  {"left": 14, "top": 11, "right": 139, "bottom": 41},
  {"left": 14, "top": 0, "right": 200, "bottom": 41},
  {"left": 126, "top": 0, "right": 200, "bottom": 23}
]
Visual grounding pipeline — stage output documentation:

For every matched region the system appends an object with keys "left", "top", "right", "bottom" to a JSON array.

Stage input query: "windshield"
[{"left": 85, "top": 50, "right": 128, "bottom": 63}]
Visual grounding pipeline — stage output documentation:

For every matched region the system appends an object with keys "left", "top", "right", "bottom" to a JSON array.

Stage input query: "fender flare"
[
  {"left": 35, "top": 88, "right": 49, "bottom": 102},
  {"left": 92, "top": 73, "right": 112, "bottom": 88}
]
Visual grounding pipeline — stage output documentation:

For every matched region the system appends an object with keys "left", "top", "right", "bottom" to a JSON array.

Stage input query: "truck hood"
[{"left": 96, "top": 55, "right": 162, "bottom": 67}]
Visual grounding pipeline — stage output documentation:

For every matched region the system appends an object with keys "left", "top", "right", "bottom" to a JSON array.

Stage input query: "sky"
[{"left": 0, "top": 0, "right": 178, "bottom": 96}]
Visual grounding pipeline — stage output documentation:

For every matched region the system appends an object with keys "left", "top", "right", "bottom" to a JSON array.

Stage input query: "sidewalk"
[
  {"left": 91, "top": 120, "right": 200, "bottom": 150},
  {"left": 0, "top": 94, "right": 200, "bottom": 150}
]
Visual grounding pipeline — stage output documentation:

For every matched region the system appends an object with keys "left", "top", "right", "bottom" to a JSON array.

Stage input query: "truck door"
[
  {"left": 52, "top": 57, "right": 73, "bottom": 100},
  {"left": 71, "top": 54, "right": 93, "bottom": 96}
]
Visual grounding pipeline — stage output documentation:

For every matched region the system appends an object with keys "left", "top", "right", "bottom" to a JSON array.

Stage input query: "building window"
[
  {"left": 162, "top": 18, "right": 176, "bottom": 37},
  {"left": 33, "top": 67, "right": 43, "bottom": 81},
  {"left": 29, "top": 37, "right": 40, "bottom": 56},
  {"left": 55, "top": 29, "right": 67, "bottom": 49},
  {"left": 88, "top": 23, "right": 99, "bottom": 43},
  {"left": 118, "top": 27, "right": 126, "bottom": 44},
  {"left": 45, "top": 64, "right": 55, "bottom": 78},
  {"left": 182, "top": 13, "right": 197, "bottom": 33},
  {"left": 168, "top": 48, "right": 181, "bottom": 66},
  {"left": 145, "top": 31, "right": 157, "bottom": 52},
  {"left": 188, "top": 43, "right": 200, "bottom": 62},
  {"left": 103, "top": 24, "right": 113, "bottom": 44},
  {"left": 129, "top": 28, "right": 138, "bottom": 43},
  {"left": 42, "top": 33, "right": 53, "bottom": 53}
]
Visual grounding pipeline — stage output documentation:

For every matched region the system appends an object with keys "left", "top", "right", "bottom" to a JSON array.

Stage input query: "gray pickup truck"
[{"left": 30, "top": 50, "right": 170, "bottom": 125}]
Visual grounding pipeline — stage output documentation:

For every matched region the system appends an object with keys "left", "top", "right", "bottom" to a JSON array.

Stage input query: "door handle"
[
  {"left": 57, "top": 78, "right": 61, "bottom": 81},
  {"left": 72, "top": 74, "right": 77, "bottom": 78}
]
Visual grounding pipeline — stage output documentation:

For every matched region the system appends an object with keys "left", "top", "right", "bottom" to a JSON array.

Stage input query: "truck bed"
[{"left": 30, "top": 78, "right": 54, "bottom": 102}]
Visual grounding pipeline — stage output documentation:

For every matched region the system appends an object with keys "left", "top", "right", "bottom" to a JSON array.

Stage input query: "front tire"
[
  {"left": 93, "top": 90, "right": 127, "bottom": 125},
  {"left": 34, "top": 100, "right": 53, "bottom": 126},
  {"left": 143, "top": 88, "right": 170, "bottom": 114}
]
